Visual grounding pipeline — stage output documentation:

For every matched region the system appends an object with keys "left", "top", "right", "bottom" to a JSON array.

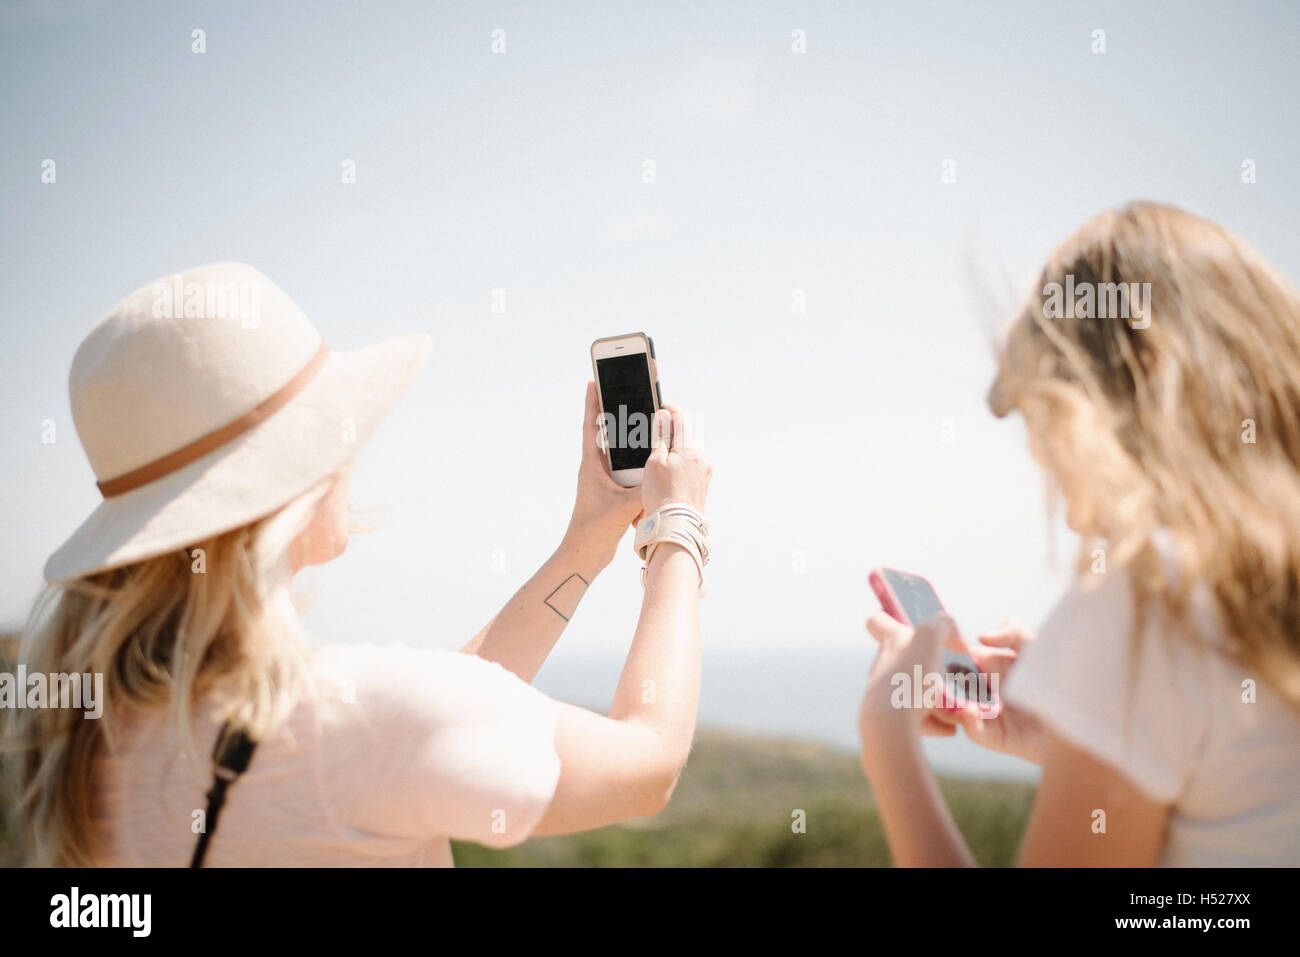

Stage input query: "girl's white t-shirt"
[
  {"left": 93, "top": 644, "right": 562, "bottom": 866},
  {"left": 1004, "top": 568, "right": 1300, "bottom": 866}
]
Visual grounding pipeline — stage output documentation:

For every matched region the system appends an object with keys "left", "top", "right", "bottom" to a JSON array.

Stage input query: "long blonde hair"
[
  {"left": 991, "top": 201, "right": 1300, "bottom": 708},
  {"left": 5, "top": 478, "right": 336, "bottom": 866}
]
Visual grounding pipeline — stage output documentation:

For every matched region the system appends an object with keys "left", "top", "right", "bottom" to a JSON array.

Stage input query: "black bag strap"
[{"left": 190, "top": 721, "right": 258, "bottom": 868}]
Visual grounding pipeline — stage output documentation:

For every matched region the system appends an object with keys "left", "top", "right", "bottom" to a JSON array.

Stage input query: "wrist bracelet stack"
[{"left": 633, "top": 502, "right": 710, "bottom": 596}]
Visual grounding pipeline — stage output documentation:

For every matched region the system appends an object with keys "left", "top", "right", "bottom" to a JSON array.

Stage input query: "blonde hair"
[
  {"left": 4, "top": 477, "right": 338, "bottom": 866},
  {"left": 991, "top": 201, "right": 1300, "bottom": 708}
]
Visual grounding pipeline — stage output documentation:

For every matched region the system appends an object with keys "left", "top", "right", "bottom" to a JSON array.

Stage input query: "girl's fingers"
[
  {"left": 967, "top": 643, "right": 1015, "bottom": 670},
  {"left": 921, "top": 715, "right": 958, "bottom": 737},
  {"left": 674, "top": 406, "right": 697, "bottom": 452},
  {"left": 866, "top": 611, "right": 910, "bottom": 645},
  {"left": 912, "top": 613, "right": 958, "bottom": 655},
  {"left": 929, "top": 705, "right": 963, "bottom": 727},
  {"left": 649, "top": 409, "right": 672, "bottom": 461},
  {"left": 583, "top": 381, "right": 603, "bottom": 461},
  {"left": 946, "top": 631, "right": 971, "bottom": 653},
  {"left": 959, "top": 708, "right": 997, "bottom": 743},
  {"left": 978, "top": 623, "right": 1032, "bottom": 649},
  {"left": 670, "top": 408, "right": 688, "bottom": 452}
]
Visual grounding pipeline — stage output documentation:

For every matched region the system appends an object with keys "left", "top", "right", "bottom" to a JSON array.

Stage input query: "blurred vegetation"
[{"left": 455, "top": 728, "right": 1034, "bottom": 867}]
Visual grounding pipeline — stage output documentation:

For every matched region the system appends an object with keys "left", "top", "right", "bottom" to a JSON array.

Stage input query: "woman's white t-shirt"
[
  {"left": 94, "top": 644, "right": 562, "bottom": 866},
  {"left": 1004, "top": 568, "right": 1300, "bottom": 866}
]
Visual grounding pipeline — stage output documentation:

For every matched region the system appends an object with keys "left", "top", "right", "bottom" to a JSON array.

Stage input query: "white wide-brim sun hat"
[{"left": 44, "top": 262, "right": 431, "bottom": 583}]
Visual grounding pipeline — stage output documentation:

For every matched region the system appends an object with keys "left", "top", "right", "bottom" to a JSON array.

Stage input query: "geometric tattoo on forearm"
[{"left": 543, "top": 572, "right": 590, "bottom": 622}]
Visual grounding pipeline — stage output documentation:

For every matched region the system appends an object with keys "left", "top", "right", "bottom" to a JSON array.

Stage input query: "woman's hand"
[
  {"left": 858, "top": 612, "right": 958, "bottom": 760},
  {"left": 562, "top": 382, "right": 646, "bottom": 569},
  {"left": 641, "top": 406, "right": 711, "bottom": 515},
  {"left": 534, "top": 405, "right": 708, "bottom": 839},
  {"left": 856, "top": 611, "right": 980, "bottom": 867},
  {"left": 931, "top": 622, "right": 1046, "bottom": 764}
]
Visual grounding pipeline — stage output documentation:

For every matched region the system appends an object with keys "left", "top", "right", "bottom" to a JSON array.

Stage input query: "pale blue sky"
[{"left": 3, "top": 1, "right": 1299, "bottom": 772}]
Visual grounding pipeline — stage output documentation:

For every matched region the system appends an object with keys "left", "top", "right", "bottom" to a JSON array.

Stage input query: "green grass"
[{"left": 454, "top": 728, "right": 1035, "bottom": 867}]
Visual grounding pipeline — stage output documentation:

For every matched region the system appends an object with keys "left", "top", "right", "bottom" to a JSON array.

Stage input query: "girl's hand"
[
  {"left": 857, "top": 612, "right": 983, "bottom": 868},
  {"left": 931, "top": 622, "right": 1046, "bottom": 764},
  {"left": 858, "top": 612, "right": 959, "bottom": 757},
  {"left": 562, "top": 382, "right": 646, "bottom": 567},
  {"left": 641, "top": 406, "right": 711, "bottom": 515}
]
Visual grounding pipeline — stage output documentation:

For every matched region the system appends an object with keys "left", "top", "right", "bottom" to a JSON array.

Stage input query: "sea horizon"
[{"left": 533, "top": 647, "right": 1041, "bottom": 782}]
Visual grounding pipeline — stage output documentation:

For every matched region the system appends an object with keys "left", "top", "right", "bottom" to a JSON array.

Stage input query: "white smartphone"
[{"left": 590, "top": 332, "right": 662, "bottom": 487}]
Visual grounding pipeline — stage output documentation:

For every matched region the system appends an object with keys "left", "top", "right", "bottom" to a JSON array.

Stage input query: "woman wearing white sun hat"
[{"left": 10, "top": 262, "right": 712, "bottom": 866}]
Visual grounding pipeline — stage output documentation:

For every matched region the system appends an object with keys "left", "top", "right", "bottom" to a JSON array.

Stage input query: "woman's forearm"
[
  {"left": 608, "top": 543, "right": 702, "bottom": 773},
  {"left": 460, "top": 533, "right": 612, "bottom": 683},
  {"left": 862, "top": 734, "right": 977, "bottom": 867}
]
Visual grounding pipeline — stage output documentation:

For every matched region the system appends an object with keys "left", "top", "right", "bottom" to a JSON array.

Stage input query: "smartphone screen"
[
  {"left": 876, "top": 569, "right": 977, "bottom": 676},
  {"left": 879, "top": 569, "right": 944, "bottom": 625},
  {"left": 595, "top": 352, "right": 657, "bottom": 471}
]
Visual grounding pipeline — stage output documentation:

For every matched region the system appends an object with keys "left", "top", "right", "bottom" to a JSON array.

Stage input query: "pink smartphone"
[{"left": 868, "top": 567, "right": 981, "bottom": 688}]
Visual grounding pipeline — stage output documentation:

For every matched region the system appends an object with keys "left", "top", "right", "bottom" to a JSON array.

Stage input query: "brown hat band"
[{"left": 96, "top": 341, "right": 332, "bottom": 499}]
